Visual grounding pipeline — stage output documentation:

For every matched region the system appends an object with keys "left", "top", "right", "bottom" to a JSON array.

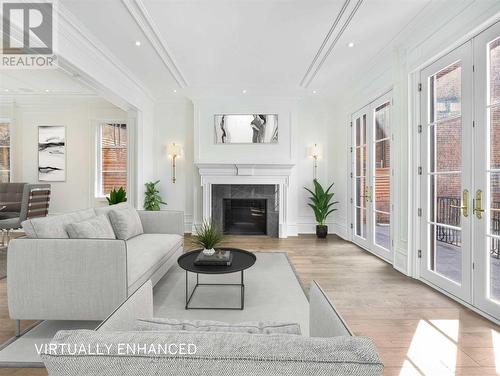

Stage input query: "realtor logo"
[{"left": 1, "top": 1, "right": 56, "bottom": 68}]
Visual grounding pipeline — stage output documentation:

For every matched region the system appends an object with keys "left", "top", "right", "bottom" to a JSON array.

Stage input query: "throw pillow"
[
  {"left": 108, "top": 208, "right": 144, "bottom": 240},
  {"left": 66, "top": 215, "right": 116, "bottom": 239},
  {"left": 134, "top": 318, "right": 301, "bottom": 335}
]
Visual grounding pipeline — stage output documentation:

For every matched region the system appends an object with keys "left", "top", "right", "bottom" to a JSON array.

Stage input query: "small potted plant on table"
[
  {"left": 305, "top": 179, "right": 338, "bottom": 238},
  {"left": 192, "top": 220, "right": 224, "bottom": 256}
]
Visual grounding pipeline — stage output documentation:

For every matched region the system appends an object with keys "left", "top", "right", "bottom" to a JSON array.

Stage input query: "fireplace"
[
  {"left": 211, "top": 184, "right": 279, "bottom": 237},
  {"left": 223, "top": 198, "right": 267, "bottom": 235},
  {"left": 196, "top": 163, "right": 294, "bottom": 238}
]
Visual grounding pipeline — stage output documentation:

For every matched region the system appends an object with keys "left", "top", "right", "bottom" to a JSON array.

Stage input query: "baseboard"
[{"left": 296, "top": 221, "right": 335, "bottom": 235}]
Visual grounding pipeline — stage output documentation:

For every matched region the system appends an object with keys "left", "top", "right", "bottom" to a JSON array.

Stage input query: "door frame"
[
  {"left": 473, "top": 21, "right": 500, "bottom": 319},
  {"left": 418, "top": 41, "right": 473, "bottom": 303},
  {"left": 350, "top": 91, "right": 394, "bottom": 263}
]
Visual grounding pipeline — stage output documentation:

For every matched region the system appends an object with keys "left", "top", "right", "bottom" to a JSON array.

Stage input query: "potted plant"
[
  {"left": 304, "top": 179, "right": 338, "bottom": 238},
  {"left": 192, "top": 220, "right": 224, "bottom": 256},
  {"left": 144, "top": 180, "right": 167, "bottom": 211},
  {"left": 106, "top": 187, "right": 127, "bottom": 205}
]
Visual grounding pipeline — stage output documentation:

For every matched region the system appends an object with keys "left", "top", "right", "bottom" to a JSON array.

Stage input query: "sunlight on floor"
[
  {"left": 492, "top": 329, "right": 500, "bottom": 374},
  {"left": 403, "top": 319, "right": 459, "bottom": 376}
]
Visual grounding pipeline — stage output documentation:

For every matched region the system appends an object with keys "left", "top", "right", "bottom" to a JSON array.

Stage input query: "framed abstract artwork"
[
  {"left": 38, "top": 125, "right": 66, "bottom": 181},
  {"left": 214, "top": 114, "right": 278, "bottom": 144}
]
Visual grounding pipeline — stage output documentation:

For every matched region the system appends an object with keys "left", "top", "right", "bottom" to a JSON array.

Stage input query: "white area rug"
[{"left": 0, "top": 251, "right": 309, "bottom": 368}]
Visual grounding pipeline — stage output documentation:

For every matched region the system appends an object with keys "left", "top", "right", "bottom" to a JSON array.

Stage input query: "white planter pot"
[{"left": 202, "top": 248, "right": 215, "bottom": 256}]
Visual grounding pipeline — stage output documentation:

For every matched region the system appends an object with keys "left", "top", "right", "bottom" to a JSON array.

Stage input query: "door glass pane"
[
  {"left": 354, "top": 114, "right": 367, "bottom": 240},
  {"left": 375, "top": 141, "right": 390, "bottom": 169},
  {"left": 431, "top": 62, "right": 462, "bottom": 122},
  {"left": 488, "top": 38, "right": 500, "bottom": 304},
  {"left": 374, "top": 101, "right": 391, "bottom": 250},
  {"left": 490, "top": 238, "right": 500, "bottom": 302},
  {"left": 375, "top": 212, "right": 390, "bottom": 250},
  {"left": 430, "top": 118, "right": 462, "bottom": 172},
  {"left": 430, "top": 224, "right": 462, "bottom": 283},
  {"left": 375, "top": 102, "right": 390, "bottom": 140},
  {"left": 428, "top": 62, "right": 463, "bottom": 284},
  {"left": 430, "top": 174, "right": 462, "bottom": 227},
  {"left": 489, "top": 37, "right": 500, "bottom": 105}
]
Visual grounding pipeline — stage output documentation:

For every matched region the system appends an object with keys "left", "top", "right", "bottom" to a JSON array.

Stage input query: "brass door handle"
[
  {"left": 450, "top": 189, "right": 469, "bottom": 217},
  {"left": 474, "top": 189, "right": 485, "bottom": 219}
]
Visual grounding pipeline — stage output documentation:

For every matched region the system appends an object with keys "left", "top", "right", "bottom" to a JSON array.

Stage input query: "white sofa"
[
  {"left": 7, "top": 203, "right": 184, "bottom": 323},
  {"left": 41, "top": 281, "right": 384, "bottom": 375}
]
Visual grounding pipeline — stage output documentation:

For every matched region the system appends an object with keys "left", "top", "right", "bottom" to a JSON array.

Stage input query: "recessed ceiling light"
[
  {"left": 347, "top": 42, "right": 355, "bottom": 48},
  {"left": 312, "top": 90, "right": 317, "bottom": 94},
  {"left": 45, "top": 89, "right": 50, "bottom": 92},
  {"left": 173, "top": 89, "right": 177, "bottom": 93},
  {"left": 242, "top": 89, "right": 247, "bottom": 94},
  {"left": 3, "top": 89, "right": 8, "bottom": 92},
  {"left": 135, "top": 41, "right": 141, "bottom": 47}
]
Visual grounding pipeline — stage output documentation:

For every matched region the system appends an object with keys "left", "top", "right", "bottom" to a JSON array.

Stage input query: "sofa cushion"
[
  {"left": 134, "top": 318, "right": 301, "bottom": 335},
  {"left": 126, "top": 234, "right": 182, "bottom": 288},
  {"left": 21, "top": 209, "right": 95, "bottom": 238},
  {"left": 42, "top": 330, "right": 384, "bottom": 376},
  {"left": 108, "top": 208, "right": 143, "bottom": 240},
  {"left": 66, "top": 215, "right": 116, "bottom": 239},
  {"left": 93, "top": 202, "right": 129, "bottom": 217}
]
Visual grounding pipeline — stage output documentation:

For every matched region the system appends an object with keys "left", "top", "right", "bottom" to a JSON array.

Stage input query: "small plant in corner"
[
  {"left": 304, "top": 179, "right": 338, "bottom": 239},
  {"left": 107, "top": 187, "right": 127, "bottom": 205},
  {"left": 143, "top": 180, "right": 167, "bottom": 211},
  {"left": 192, "top": 220, "right": 224, "bottom": 256}
]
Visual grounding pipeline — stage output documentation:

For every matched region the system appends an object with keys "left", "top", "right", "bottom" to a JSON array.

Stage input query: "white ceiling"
[
  {"left": 0, "top": 69, "right": 94, "bottom": 95},
  {"left": 6, "top": 0, "right": 485, "bottom": 99}
]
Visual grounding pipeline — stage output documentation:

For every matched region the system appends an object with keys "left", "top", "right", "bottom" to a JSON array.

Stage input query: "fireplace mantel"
[{"left": 196, "top": 163, "right": 294, "bottom": 238}]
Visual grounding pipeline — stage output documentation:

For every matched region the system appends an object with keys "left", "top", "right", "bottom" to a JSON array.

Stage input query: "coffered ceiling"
[{"left": 57, "top": 0, "right": 482, "bottom": 99}]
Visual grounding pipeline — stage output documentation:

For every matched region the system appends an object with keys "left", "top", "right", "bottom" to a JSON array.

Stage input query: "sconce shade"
[
  {"left": 168, "top": 142, "right": 183, "bottom": 158},
  {"left": 308, "top": 143, "right": 321, "bottom": 159}
]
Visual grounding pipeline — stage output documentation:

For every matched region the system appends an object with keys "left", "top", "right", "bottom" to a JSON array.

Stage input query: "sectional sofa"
[{"left": 7, "top": 203, "right": 184, "bottom": 325}]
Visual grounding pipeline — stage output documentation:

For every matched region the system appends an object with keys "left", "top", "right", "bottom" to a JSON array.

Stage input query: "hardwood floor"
[{"left": 1, "top": 234, "right": 499, "bottom": 375}]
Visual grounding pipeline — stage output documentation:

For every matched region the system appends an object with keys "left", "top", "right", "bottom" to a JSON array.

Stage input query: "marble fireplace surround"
[{"left": 196, "top": 164, "right": 294, "bottom": 238}]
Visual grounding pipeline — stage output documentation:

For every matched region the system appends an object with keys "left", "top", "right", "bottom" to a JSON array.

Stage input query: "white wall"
[
  {"left": 153, "top": 96, "right": 336, "bottom": 235},
  {"left": 155, "top": 99, "right": 194, "bottom": 232},
  {"left": 0, "top": 96, "right": 126, "bottom": 214}
]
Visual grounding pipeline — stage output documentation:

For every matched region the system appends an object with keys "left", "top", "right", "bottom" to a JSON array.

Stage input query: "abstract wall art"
[
  {"left": 214, "top": 114, "right": 278, "bottom": 144},
  {"left": 38, "top": 125, "right": 66, "bottom": 181}
]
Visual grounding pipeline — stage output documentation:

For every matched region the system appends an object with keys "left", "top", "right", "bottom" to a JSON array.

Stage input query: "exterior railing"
[{"left": 436, "top": 197, "right": 500, "bottom": 258}]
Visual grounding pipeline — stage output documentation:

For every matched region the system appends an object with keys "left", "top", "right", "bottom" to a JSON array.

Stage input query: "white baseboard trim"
[{"left": 296, "top": 221, "right": 334, "bottom": 235}]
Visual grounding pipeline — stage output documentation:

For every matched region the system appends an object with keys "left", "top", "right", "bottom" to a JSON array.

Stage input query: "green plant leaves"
[
  {"left": 143, "top": 180, "right": 167, "bottom": 211},
  {"left": 304, "top": 179, "right": 338, "bottom": 225},
  {"left": 107, "top": 187, "right": 127, "bottom": 205},
  {"left": 192, "top": 220, "right": 224, "bottom": 250}
]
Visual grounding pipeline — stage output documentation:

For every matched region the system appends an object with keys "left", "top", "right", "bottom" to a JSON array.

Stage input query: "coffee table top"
[{"left": 178, "top": 248, "right": 256, "bottom": 274}]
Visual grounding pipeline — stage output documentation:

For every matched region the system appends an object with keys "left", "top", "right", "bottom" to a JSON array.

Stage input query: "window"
[
  {"left": 96, "top": 123, "right": 127, "bottom": 197},
  {"left": 0, "top": 122, "right": 10, "bottom": 183}
]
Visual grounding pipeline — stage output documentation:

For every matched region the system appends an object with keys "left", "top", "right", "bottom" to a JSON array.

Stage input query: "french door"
[
  {"left": 352, "top": 92, "right": 393, "bottom": 262},
  {"left": 420, "top": 21, "right": 500, "bottom": 320}
]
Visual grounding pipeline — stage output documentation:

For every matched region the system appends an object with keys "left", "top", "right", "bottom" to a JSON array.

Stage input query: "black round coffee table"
[{"left": 178, "top": 248, "right": 256, "bottom": 310}]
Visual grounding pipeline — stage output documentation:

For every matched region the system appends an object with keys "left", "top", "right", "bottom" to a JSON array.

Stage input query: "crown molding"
[
  {"left": 122, "top": 0, "right": 188, "bottom": 88},
  {"left": 300, "top": 0, "right": 364, "bottom": 88},
  {"left": 56, "top": 2, "right": 156, "bottom": 103}
]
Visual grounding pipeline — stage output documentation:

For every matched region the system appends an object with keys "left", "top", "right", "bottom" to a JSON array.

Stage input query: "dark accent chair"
[{"left": 0, "top": 183, "right": 51, "bottom": 245}]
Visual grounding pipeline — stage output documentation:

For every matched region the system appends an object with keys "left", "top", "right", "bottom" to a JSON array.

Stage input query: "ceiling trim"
[
  {"left": 122, "top": 0, "right": 188, "bottom": 88},
  {"left": 57, "top": 3, "right": 156, "bottom": 102},
  {"left": 299, "top": 0, "right": 351, "bottom": 87},
  {"left": 300, "top": 0, "right": 364, "bottom": 88}
]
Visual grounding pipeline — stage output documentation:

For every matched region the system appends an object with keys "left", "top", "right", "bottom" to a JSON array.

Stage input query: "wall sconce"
[
  {"left": 167, "top": 142, "right": 183, "bottom": 183},
  {"left": 308, "top": 143, "right": 321, "bottom": 180}
]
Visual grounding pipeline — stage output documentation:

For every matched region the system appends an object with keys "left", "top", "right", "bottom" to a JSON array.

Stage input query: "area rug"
[{"left": 0, "top": 251, "right": 309, "bottom": 367}]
